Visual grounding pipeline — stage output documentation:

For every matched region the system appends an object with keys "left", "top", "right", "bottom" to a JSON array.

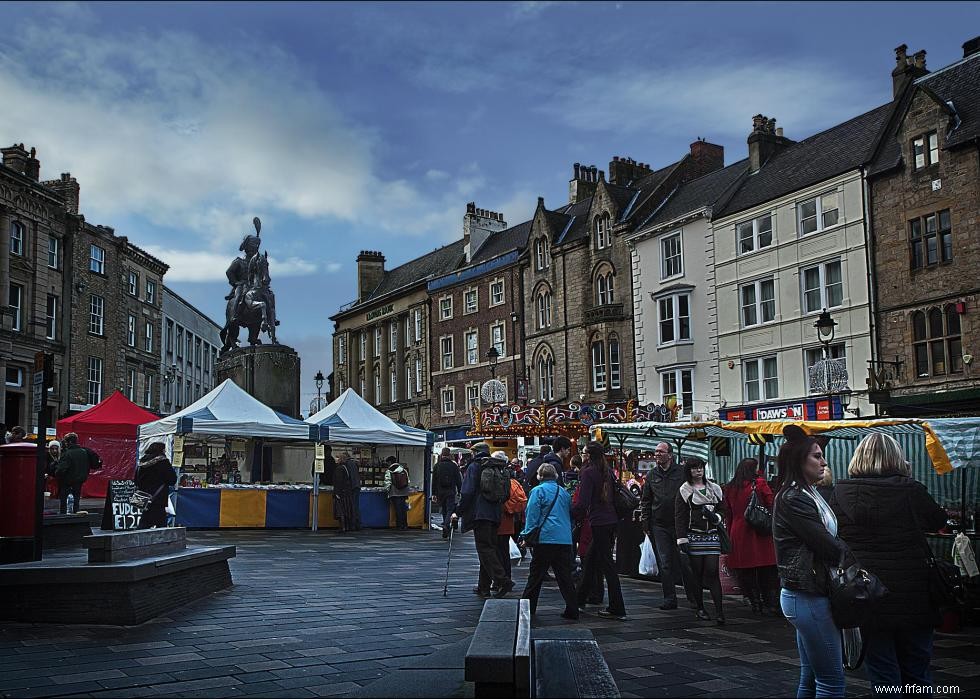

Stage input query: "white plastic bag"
[
  {"left": 509, "top": 538, "right": 522, "bottom": 560},
  {"left": 639, "top": 535, "right": 659, "bottom": 576},
  {"left": 165, "top": 495, "right": 176, "bottom": 516}
]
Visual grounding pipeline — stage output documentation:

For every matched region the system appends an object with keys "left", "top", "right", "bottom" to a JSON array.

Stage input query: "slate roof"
[
  {"left": 604, "top": 182, "right": 638, "bottom": 212},
  {"left": 640, "top": 158, "right": 750, "bottom": 229},
  {"left": 553, "top": 196, "right": 594, "bottom": 244},
  {"left": 716, "top": 102, "right": 895, "bottom": 219},
  {"left": 470, "top": 219, "right": 532, "bottom": 264},
  {"left": 621, "top": 159, "right": 683, "bottom": 221}
]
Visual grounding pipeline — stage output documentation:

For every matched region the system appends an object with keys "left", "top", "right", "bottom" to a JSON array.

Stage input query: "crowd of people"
[{"left": 434, "top": 430, "right": 961, "bottom": 698}]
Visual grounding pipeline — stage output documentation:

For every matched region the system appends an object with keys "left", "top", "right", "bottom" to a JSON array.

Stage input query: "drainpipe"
[{"left": 861, "top": 166, "right": 880, "bottom": 417}]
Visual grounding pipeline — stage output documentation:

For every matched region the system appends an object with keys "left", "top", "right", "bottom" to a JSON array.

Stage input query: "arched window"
[
  {"left": 913, "top": 306, "right": 963, "bottom": 378},
  {"left": 591, "top": 339, "right": 607, "bottom": 390},
  {"left": 534, "top": 238, "right": 550, "bottom": 270},
  {"left": 390, "top": 364, "right": 398, "bottom": 402},
  {"left": 536, "top": 289, "right": 553, "bottom": 329},
  {"left": 608, "top": 334, "right": 621, "bottom": 389},
  {"left": 537, "top": 351, "right": 555, "bottom": 401},
  {"left": 594, "top": 265, "right": 615, "bottom": 305},
  {"left": 594, "top": 213, "right": 611, "bottom": 250}
]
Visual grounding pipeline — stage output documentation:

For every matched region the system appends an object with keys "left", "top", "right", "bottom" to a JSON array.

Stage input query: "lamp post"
[
  {"left": 163, "top": 363, "right": 177, "bottom": 413},
  {"left": 486, "top": 346, "right": 499, "bottom": 379},
  {"left": 314, "top": 370, "right": 325, "bottom": 409},
  {"left": 814, "top": 309, "right": 840, "bottom": 419}
]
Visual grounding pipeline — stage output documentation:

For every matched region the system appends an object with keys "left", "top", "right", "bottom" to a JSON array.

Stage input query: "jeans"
[
  {"left": 474, "top": 520, "right": 509, "bottom": 591},
  {"left": 390, "top": 496, "right": 408, "bottom": 529},
  {"left": 780, "top": 589, "right": 845, "bottom": 698},
  {"left": 651, "top": 524, "right": 694, "bottom": 605},
  {"left": 863, "top": 627, "right": 934, "bottom": 693},
  {"left": 576, "top": 524, "right": 625, "bottom": 615},
  {"left": 522, "top": 543, "right": 578, "bottom": 617}
]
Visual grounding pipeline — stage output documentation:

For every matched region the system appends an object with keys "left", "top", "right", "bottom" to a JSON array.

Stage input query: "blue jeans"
[
  {"left": 780, "top": 589, "right": 845, "bottom": 698},
  {"left": 863, "top": 627, "right": 933, "bottom": 693}
]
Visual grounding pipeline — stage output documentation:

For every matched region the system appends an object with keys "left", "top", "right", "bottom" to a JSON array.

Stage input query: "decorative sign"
[
  {"left": 470, "top": 399, "right": 672, "bottom": 437},
  {"left": 365, "top": 303, "right": 394, "bottom": 322},
  {"left": 101, "top": 480, "right": 145, "bottom": 530},
  {"left": 480, "top": 379, "right": 507, "bottom": 404},
  {"left": 173, "top": 435, "right": 185, "bottom": 468}
]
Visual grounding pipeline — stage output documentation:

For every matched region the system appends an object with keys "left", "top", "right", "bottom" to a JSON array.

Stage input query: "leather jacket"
[
  {"left": 640, "top": 461, "right": 685, "bottom": 531},
  {"left": 773, "top": 483, "right": 850, "bottom": 595}
]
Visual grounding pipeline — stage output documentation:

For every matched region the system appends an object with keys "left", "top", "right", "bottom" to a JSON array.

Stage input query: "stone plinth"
[{"left": 216, "top": 344, "right": 301, "bottom": 418}]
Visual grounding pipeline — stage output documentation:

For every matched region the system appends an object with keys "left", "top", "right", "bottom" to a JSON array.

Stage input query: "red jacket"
[
  {"left": 497, "top": 479, "right": 528, "bottom": 537},
  {"left": 722, "top": 475, "right": 776, "bottom": 569}
]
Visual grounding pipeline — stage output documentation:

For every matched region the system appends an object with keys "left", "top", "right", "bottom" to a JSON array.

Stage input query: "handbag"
[
  {"left": 910, "top": 498, "right": 966, "bottom": 609},
  {"left": 828, "top": 551, "right": 889, "bottom": 629},
  {"left": 744, "top": 480, "right": 772, "bottom": 534},
  {"left": 523, "top": 486, "right": 561, "bottom": 548},
  {"left": 841, "top": 627, "right": 867, "bottom": 670},
  {"left": 613, "top": 479, "right": 639, "bottom": 520}
]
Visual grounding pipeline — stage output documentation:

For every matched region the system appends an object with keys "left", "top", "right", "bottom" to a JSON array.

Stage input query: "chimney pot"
[
  {"left": 537, "top": 196, "right": 545, "bottom": 207},
  {"left": 913, "top": 49, "right": 927, "bottom": 69},
  {"left": 963, "top": 36, "right": 980, "bottom": 58},
  {"left": 573, "top": 163, "right": 581, "bottom": 179},
  {"left": 776, "top": 127, "right": 784, "bottom": 137},
  {"left": 895, "top": 44, "right": 908, "bottom": 66}
]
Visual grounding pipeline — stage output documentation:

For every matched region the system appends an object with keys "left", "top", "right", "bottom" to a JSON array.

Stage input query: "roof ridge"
[{"left": 915, "top": 49, "right": 980, "bottom": 84}]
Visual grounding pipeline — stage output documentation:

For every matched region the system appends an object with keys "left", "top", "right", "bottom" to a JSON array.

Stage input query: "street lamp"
[
  {"left": 814, "top": 309, "right": 837, "bottom": 347},
  {"left": 312, "top": 370, "right": 325, "bottom": 414},
  {"left": 163, "top": 363, "right": 177, "bottom": 411},
  {"left": 486, "top": 346, "right": 500, "bottom": 379}
]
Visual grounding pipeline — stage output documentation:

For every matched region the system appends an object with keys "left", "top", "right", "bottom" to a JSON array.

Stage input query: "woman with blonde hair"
[{"left": 830, "top": 432, "right": 947, "bottom": 694}]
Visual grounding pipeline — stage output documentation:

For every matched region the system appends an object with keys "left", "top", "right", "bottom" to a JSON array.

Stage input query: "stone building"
[
  {"left": 426, "top": 204, "right": 528, "bottom": 440},
  {"left": 867, "top": 40, "right": 980, "bottom": 416},
  {"left": 66, "top": 222, "right": 168, "bottom": 412},
  {"left": 520, "top": 145, "right": 724, "bottom": 407},
  {"left": 0, "top": 144, "right": 74, "bottom": 431},
  {"left": 160, "top": 286, "right": 222, "bottom": 415}
]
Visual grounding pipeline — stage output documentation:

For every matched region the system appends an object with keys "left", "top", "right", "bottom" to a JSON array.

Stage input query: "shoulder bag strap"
[{"left": 540, "top": 485, "right": 561, "bottom": 524}]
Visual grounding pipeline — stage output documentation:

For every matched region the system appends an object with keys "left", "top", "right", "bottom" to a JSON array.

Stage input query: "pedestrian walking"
[
  {"left": 54, "top": 432, "right": 101, "bottom": 514},
  {"left": 384, "top": 456, "right": 411, "bottom": 530},
  {"left": 639, "top": 441, "right": 693, "bottom": 610},
  {"left": 830, "top": 433, "right": 947, "bottom": 693},
  {"left": 675, "top": 457, "right": 726, "bottom": 624},
  {"left": 451, "top": 442, "right": 514, "bottom": 598},
  {"left": 520, "top": 462, "right": 578, "bottom": 619},
  {"left": 135, "top": 442, "right": 177, "bottom": 528},
  {"left": 496, "top": 452, "right": 528, "bottom": 581},
  {"left": 773, "top": 425, "right": 851, "bottom": 698},
  {"left": 433, "top": 447, "right": 463, "bottom": 538},
  {"left": 333, "top": 454, "right": 356, "bottom": 533},
  {"left": 572, "top": 459, "right": 604, "bottom": 606},
  {"left": 723, "top": 457, "right": 779, "bottom": 615},
  {"left": 573, "top": 442, "right": 627, "bottom": 620}
]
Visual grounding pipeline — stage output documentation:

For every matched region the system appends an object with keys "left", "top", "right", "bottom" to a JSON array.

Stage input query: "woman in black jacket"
[
  {"left": 136, "top": 442, "right": 178, "bottom": 528},
  {"left": 773, "top": 426, "right": 849, "bottom": 699},
  {"left": 830, "top": 433, "right": 947, "bottom": 693}
]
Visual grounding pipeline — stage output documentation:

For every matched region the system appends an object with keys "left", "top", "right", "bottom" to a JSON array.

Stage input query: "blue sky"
[{"left": 2, "top": 1, "right": 979, "bottom": 412}]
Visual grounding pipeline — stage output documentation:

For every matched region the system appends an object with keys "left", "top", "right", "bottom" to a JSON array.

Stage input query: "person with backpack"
[
  {"left": 384, "top": 455, "right": 411, "bottom": 530},
  {"left": 450, "top": 442, "right": 514, "bottom": 598},
  {"left": 496, "top": 452, "right": 528, "bottom": 581},
  {"left": 54, "top": 432, "right": 101, "bottom": 514},
  {"left": 433, "top": 447, "right": 462, "bottom": 539}
]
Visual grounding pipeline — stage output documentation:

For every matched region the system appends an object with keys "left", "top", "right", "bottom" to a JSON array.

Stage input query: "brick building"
[
  {"left": 867, "top": 40, "right": 980, "bottom": 416},
  {"left": 427, "top": 204, "right": 528, "bottom": 440}
]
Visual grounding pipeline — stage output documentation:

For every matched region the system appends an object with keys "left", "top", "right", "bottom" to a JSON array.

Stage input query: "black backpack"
[
  {"left": 613, "top": 479, "right": 640, "bottom": 520},
  {"left": 437, "top": 462, "right": 455, "bottom": 489}
]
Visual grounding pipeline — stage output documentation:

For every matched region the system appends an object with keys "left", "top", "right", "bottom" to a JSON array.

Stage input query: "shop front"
[{"left": 718, "top": 396, "right": 844, "bottom": 422}]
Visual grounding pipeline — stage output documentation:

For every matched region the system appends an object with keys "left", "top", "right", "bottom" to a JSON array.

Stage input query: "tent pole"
[
  {"left": 960, "top": 469, "right": 967, "bottom": 534},
  {"left": 312, "top": 471, "right": 319, "bottom": 532}
]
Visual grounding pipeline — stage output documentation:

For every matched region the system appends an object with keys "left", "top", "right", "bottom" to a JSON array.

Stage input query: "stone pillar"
[{"left": 215, "top": 344, "right": 301, "bottom": 419}]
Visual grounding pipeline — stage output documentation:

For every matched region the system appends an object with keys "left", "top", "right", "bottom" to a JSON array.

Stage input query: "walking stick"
[{"left": 443, "top": 521, "right": 455, "bottom": 597}]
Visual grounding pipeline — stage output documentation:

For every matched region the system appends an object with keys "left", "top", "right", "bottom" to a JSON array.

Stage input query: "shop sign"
[
  {"left": 815, "top": 400, "right": 832, "bottom": 421},
  {"left": 725, "top": 410, "right": 748, "bottom": 421},
  {"left": 754, "top": 403, "right": 806, "bottom": 420},
  {"left": 365, "top": 303, "right": 394, "bottom": 322}
]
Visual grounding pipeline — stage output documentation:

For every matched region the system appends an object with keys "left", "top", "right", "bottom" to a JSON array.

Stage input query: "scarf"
[{"left": 804, "top": 484, "right": 838, "bottom": 537}]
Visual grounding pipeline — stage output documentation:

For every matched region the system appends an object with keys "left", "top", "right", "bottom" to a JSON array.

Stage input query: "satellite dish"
[{"left": 481, "top": 379, "right": 507, "bottom": 405}]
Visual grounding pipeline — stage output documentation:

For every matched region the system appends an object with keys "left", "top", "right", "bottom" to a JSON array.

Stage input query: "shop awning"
[{"left": 306, "top": 389, "right": 432, "bottom": 447}]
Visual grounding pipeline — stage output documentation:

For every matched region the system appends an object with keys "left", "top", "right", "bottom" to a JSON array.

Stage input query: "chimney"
[
  {"left": 608, "top": 156, "right": 653, "bottom": 186},
  {"left": 42, "top": 172, "right": 80, "bottom": 214},
  {"left": 463, "top": 201, "right": 507, "bottom": 262},
  {"left": 963, "top": 36, "right": 980, "bottom": 58},
  {"left": 1, "top": 143, "right": 30, "bottom": 177},
  {"left": 569, "top": 163, "right": 602, "bottom": 204},
  {"left": 891, "top": 44, "right": 929, "bottom": 98},
  {"left": 356, "top": 250, "right": 385, "bottom": 301},
  {"left": 747, "top": 115, "right": 794, "bottom": 173},
  {"left": 688, "top": 139, "right": 725, "bottom": 177}
]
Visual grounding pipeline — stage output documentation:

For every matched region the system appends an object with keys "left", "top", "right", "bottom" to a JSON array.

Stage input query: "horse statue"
[{"left": 219, "top": 217, "right": 280, "bottom": 354}]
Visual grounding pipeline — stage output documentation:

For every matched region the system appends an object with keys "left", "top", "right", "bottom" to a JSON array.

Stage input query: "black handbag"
[
  {"left": 613, "top": 480, "right": 639, "bottom": 520},
  {"left": 523, "top": 486, "right": 561, "bottom": 548},
  {"left": 744, "top": 480, "right": 772, "bottom": 534},
  {"left": 828, "top": 552, "right": 889, "bottom": 629},
  {"left": 910, "top": 500, "right": 966, "bottom": 609}
]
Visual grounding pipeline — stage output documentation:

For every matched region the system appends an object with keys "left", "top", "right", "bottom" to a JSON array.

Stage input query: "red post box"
[{"left": 0, "top": 443, "right": 39, "bottom": 537}]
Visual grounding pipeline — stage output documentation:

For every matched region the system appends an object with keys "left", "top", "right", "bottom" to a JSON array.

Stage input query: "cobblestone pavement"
[{"left": 1, "top": 529, "right": 977, "bottom": 698}]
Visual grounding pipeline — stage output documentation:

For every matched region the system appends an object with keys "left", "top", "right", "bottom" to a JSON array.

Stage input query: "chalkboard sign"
[{"left": 101, "top": 480, "right": 145, "bottom": 530}]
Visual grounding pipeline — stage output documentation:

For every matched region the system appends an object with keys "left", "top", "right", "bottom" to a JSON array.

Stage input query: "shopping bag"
[
  {"left": 509, "top": 538, "right": 522, "bottom": 560},
  {"left": 165, "top": 496, "right": 176, "bottom": 516},
  {"left": 842, "top": 627, "right": 866, "bottom": 670},
  {"left": 639, "top": 535, "right": 659, "bottom": 576}
]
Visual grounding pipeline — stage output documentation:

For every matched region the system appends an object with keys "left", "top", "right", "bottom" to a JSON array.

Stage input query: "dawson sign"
[{"left": 754, "top": 404, "right": 806, "bottom": 420}]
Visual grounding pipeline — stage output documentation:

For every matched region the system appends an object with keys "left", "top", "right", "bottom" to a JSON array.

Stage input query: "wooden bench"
[
  {"left": 83, "top": 527, "right": 186, "bottom": 563},
  {"left": 534, "top": 631, "right": 619, "bottom": 698},
  {"left": 465, "top": 598, "right": 532, "bottom": 697}
]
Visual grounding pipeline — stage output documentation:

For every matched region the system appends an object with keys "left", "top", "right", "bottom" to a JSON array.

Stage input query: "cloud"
[
  {"left": 510, "top": 1, "right": 562, "bottom": 19},
  {"left": 142, "top": 246, "right": 318, "bottom": 282}
]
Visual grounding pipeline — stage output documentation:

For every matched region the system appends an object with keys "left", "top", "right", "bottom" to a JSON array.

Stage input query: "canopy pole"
[
  {"left": 961, "top": 469, "right": 967, "bottom": 534},
  {"left": 312, "top": 472, "right": 319, "bottom": 532}
]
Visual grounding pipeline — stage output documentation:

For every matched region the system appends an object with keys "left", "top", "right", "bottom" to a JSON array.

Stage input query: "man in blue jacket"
[
  {"left": 451, "top": 442, "right": 514, "bottom": 599},
  {"left": 520, "top": 462, "right": 577, "bottom": 619}
]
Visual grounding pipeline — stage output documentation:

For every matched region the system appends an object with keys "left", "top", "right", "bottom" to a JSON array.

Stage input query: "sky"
[{"left": 2, "top": 1, "right": 979, "bottom": 414}]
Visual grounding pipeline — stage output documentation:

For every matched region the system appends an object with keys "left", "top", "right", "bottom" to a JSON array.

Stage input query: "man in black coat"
[{"left": 433, "top": 448, "right": 462, "bottom": 539}]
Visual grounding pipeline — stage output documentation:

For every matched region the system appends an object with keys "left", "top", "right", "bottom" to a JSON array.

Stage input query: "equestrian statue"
[{"left": 219, "top": 217, "right": 280, "bottom": 354}]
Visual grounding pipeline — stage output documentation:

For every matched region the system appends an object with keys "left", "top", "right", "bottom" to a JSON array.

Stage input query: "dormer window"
[
  {"left": 535, "top": 238, "right": 550, "bottom": 270},
  {"left": 594, "top": 213, "right": 611, "bottom": 249},
  {"left": 912, "top": 131, "right": 939, "bottom": 170}
]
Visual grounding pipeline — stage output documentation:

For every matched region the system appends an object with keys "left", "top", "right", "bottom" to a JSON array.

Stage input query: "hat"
[
  {"left": 491, "top": 450, "right": 508, "bottom": 461},
  {"left": 470, "top": 441, "right": 491, "bottom": 455},
  {"left": 48, "top": 440, "right": 61, "bottom": 450}
]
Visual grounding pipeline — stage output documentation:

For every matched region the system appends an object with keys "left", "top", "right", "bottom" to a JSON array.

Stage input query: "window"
[
  {"left": 740, "top": 278, "right": 776, "bottom": 327},
  {"left": 128, "top": 315, "right": 137, "bottom": 346},
  {"left": 594, "top": 213, "right": 611, "bottom": 249},
  {"left": 10, "top": 221, "right": 24, "bottom": 256},
  {"left": 536, "top": 290, "right": 553, "bottom": 329},
  {"left": 145, "top": 280, "right": 157, "bottom": 304},
  {"left": 744, "top": 356, "right": 778, "bottom": 402},
  {"left": 537, "top": 353, "right": 555, "bottom": 401},
  {"left": 45, "top": 295, "right": 57, "bottom": 340},
  {"left": 87, "top": 357, "right": 103, "bottom": 405},
  {"left": 912, "top": 131, "right": 939, "bottom": 169},
  {"left": 127, "top": 368, "right": 137, "bottom": 401},
  {"left": 47, "top": 235, "right": 60, "bottom": 268},
  {"left": 413, "top": 309, "right": 422, "bottom": 342},
  {"left": 337, "top": 335, "right": 346, "bottom": 363},
  {"left": 145, "top": 322, "right": 154, "bottom": 352},
  {"left": 464, "top": 289, "right": 478, "bottom": 314},
  {"left": 359, "top": 368, "right": 366, "bottom": 395},
  {"left": 658, "top": 294, "right": 691, "bottom": 344},
  {"left": 804, "top": 344, "right": 846, "bottom": 395},
  {"left": 661, "top": 233, "right": 683, "bottom": 279},
  {"left": 591, "top": 341, "right": 607, "bottom": 390},
  {"left": 166, "top": 320, "right": 174, "bottom": 355},
  {"left": 801, "top": 260, "right": 843, "bottom": 313},
  {"left": 535, "top": 238, "right": 550, "bottom": 270},
  {"left": 405, "top": 360, "right": 412, "bottom": 397},
  {"left": 609, "top": 336, "right": 621, "bottom": 389},
  {"left": 913, "top": 306, "right": 962, "bottom": 378},
  {"left": 661, "top": 369, "right": 694, "bottom": 415},
  {"left": 194, "top": 339, "right": 202, "bottom": 376},
  {"left": 414, "top": 357, "right": 422, "bottom": 394},
  {"left": 441, "top": 387, "right": 455, "bottom": 416},
  {"left": 6, "top": 366, "right": 24, "bottom": 387},
  {"left": 360, "top": 331, "right": 367, "bottom": 359},
  {"left": 441, "top": 336, "right": 454, "bottom": 370},
  {"left": 491, "top": 323, "right": 505, "bottom": 357},
  {"left": 176, "top": 327, "right": 184, "bottom": 360},
  {"left": 9, "top": 283, "right": 23, "bottom": 332},
  {"left": 374, "top": 327, "right": 382, "bottom": 356},
  {"left": 128, "top": 271, "right": 138, "bottom": 296},
  {"left": 465, "top": 330, "right": 478, "bottom": 365},
  {"left": 89, "top": 244, "right": 105, "bottom": 273},
  {"left": 737, "top": 214, "right": 773, "bottom": 254},
  {"left": 595, "top": 271, "right": 615, "bottom": 305},
  {"left": 404, "top": 316, "right": 411, "bottom": 348},
  {"left": 390, "top": 364, "right": 398, "bottom": 402},
  {"left": 910, "top": 210, "right": 952, "bottom": 269},
  {"left": 798, "top": 191, "right": 839, "bottom": 236},
  {"left": 467, "top": 384, "right": 480, "bottom": 413},
  {"left": 89, "top": 295, "right": 105, "bottom": 335},
  {"left": 375, "top": 371, "right": 382, "bottom": 406},
  {"left": 490, "top": 280, "right": 504, "bottom": 306},
  {"left": 144, "top": 373, "right": 153, "bottom": 407},
  {"left": 389, "top": 322, "right": 397, "bottom": 352},
  {"left": 439, "top": 296, "right": 453, "bottom": 320}
]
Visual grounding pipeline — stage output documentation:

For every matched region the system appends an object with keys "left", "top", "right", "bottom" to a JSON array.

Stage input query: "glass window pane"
[
  {"left": 915, "top": 343, "right": 929, "bottom": 377},
  {"left": 942, "top": 232, "right": 953, "bottom": 262},
  {"left": 931, "top": 340, "right": 946, "bottom": 375},
  {"left": 929, "top": 308, "right": 944, "bottom": 338},
  {"left": 945, "top": 306, "right": 960, "bottom": 335},
  {"left": 928, "top": 132, "right": 939, "bottom": 164},
  {"left": 825, "top": 262, "right": 843, "bottom": 307},
  {"left": 910, "top": 219, "right": 922, "bottom": 239},
  {"left": 745, "top": 360, "right": 759, "bottom": 382},
  {"left": 758, "top": 215, "right": 773, "bottom": 247},
  {"left": 911, "top": 240, "right": 923, "bottom": 269},
  {"left": 738, "top": 222, "right": 754, "bottom": 253},
  {"left": 913, "top": 137, "right": 925, "bottom": 169},
  {"left": 949, "top": 338, "right": 963, "bottom": 374},
  {"left": 927, "top": 236, "right": 938, "bottom": 265}
]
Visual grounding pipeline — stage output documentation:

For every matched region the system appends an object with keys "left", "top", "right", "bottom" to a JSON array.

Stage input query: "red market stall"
[{"left": 56, "top": 392, "right": 160, "bottom": 498}]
